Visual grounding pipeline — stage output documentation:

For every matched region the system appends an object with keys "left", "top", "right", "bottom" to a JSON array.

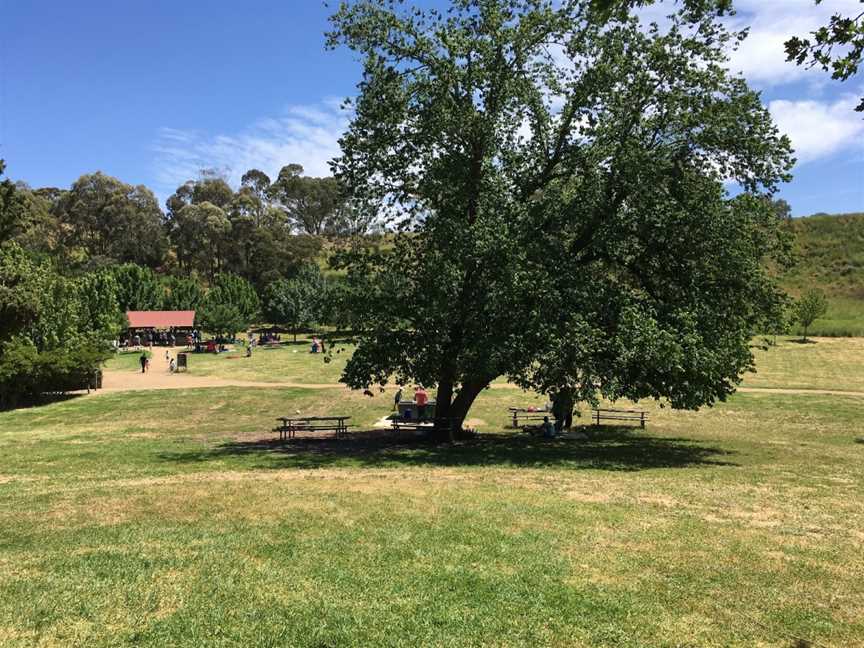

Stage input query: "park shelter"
[
  {"left": 126, "top": 311, "right": 196, "bottom": 330},
  {"left": 125, "top": 311, "right": 196, "bottom": 346}
]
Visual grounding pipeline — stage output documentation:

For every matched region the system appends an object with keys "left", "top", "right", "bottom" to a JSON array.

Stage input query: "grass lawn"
[
  {"left": 1, "top": 377, "right": 863, "bottom": 646},
  {"left": 789, "top": 296, "right": 864, "bottom": 338},
  {"left": 745, "top": 336, "right": 864, "bottom": 392},
  {"left": 107, "top": 337, "right": 864, "bottom": 398},
  {"left": 106, "top": 341, "right": 353, "bottom": 385}
]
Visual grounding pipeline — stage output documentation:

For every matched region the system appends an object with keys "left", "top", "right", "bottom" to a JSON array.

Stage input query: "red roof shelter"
[{"left": 126, "top": 311, "right": 196, "bottom": 329}]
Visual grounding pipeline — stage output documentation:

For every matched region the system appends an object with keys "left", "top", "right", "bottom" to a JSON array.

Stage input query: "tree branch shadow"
[{"left": 157, "top": 426, "right": 738, "bottom": 472}]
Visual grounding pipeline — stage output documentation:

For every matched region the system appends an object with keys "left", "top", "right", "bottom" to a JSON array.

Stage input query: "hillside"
[{"left": 778, "top": 212, "right": 864, "bottom": 335}]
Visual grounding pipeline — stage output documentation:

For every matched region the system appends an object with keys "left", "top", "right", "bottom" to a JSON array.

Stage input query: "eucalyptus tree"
[
  {"left": 53, "top": 172, "right": 167, "bottom": 268},
  {"left": 171, "top": 202, "right": 232, "bottom": 281},
  {"left": 240, "top": 169, "right": 272, "bottom": 226},
  {"left": 328, "top": 0, "right": 793, "bottom": 433},
  {"left": 269, "top": 164, "right": 344, "bottom": 235}
]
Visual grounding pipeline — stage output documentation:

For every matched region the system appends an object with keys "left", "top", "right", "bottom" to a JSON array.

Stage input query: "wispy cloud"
[
  {"left": 152, "top": 99, "right": 349, "bottom": 199},
  {"left": 769, "top": 93, "right": 864, "bottom": 164}
]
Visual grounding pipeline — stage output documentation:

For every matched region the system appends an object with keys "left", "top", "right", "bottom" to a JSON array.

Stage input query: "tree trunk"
[
  {"left": 433, "top": 380, "right": 454, "bottom": 441},
  {"left": 436, "top": 378, "right": 488, "bottom": 441}
]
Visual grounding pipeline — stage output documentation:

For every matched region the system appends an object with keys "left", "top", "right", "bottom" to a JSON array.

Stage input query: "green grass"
[
  {"left": 108, "top": 337, "right": 864, "bottom": 395},
  {"left": 1, "top": 374, "right": 863, "bottom": 645},
  {"left": 776, "top": 212, "right": 864, "bottom": 336},
  {"left": 745, "top": 336, "right": 864, "bottom": 392},
  {"left": 106, "top": 341, "right": 354, "bottom": 384},
  {"left": 780, "top": 212, "right": 864, "bottom": 299},
  {"left": 790, "top": 296, "right": 864, "bottom": 337}
]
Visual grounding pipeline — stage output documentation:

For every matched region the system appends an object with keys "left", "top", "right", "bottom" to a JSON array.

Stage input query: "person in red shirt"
[{"left": 414, "top": 386, "right": 429, "bottom": 421}]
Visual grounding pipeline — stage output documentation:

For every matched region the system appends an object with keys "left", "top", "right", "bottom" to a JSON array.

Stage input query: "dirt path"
[{"left": 98, "top": 359, "right": 864, "bottom": 399}]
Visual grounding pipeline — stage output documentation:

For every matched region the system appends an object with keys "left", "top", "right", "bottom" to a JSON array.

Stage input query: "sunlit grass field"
[
  {"left": 793, "top": 296, "right": 864, "bottom": 337},
  {"left": 3, "top": 339, "right": 864, "bottom": 646},
  {"left": 747, "top": 336, "right": 864, "bottom": 392},
  {"left": 107, "top": 341, "right": 353, "bottom": 385},
  {"left": 107, "top": 336, "right": 864, "bottom": 394}
]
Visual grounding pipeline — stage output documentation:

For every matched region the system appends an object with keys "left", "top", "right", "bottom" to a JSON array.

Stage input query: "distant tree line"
[{"left": 0, "top": 158, "right": 368, "bottom": 403}]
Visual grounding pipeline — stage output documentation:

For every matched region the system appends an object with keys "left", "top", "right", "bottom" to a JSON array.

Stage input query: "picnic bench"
[
  {"left": 274, "top": 415, "right": 352, "bottom": 440},
  {"left": 591, "top": 408, "right": 648, "bottom": 428},
  {"left": 508, "top": 407, "right": 552, "bottom": 428}
]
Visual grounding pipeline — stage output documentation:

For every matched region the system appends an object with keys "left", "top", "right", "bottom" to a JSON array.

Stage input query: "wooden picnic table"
[
  {"left": 274, "top": 415, "right": 351, "bottom": 440},
  {"left": 592, "top": 408, "right": 648, "bottom": 428},
  {"left": 508, "top": 407, "right": 552, "bottom": 428}
]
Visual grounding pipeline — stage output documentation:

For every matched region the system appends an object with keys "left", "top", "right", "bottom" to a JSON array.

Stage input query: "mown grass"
[
  {"left": 790, "top": 296, "right": 864, "bottom": 337},
  {"left": 745, "top": 336, "right": 864, "bottom": 392},
  {"left": 106, "top": 341, "right": 353, "bottom": 385},
  {"left": 108, "top": 336, "right": 864, "bottom": 397},
  {"left": 1, "top": 376, "right": 863, "bottom": 646}
]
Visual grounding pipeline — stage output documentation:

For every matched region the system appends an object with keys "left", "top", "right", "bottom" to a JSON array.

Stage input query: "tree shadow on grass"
[
  {"left": 0, "top": 392, "right": 87, "bottom": 412},
  {"left": 157, "top": 426, "right": 738, "bottom": 472}
]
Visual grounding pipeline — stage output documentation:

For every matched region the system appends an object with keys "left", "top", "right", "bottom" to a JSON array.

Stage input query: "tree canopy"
[
  {"left": 198, "top": 273, "right": 260, "bottom": 338},
  {"left": 328, "top": 0, "right": 793, "bottom": 432},
  {"left": 0, "top": 242, "right": 119, "bottom": 407},
  {"left": 795, "top": 289, "right": 828, "bottom": 341},
  {"left": 54, "top": 172, "right": 168, "bottom": 269},
  {"left": 263, "top": 263, "right": 328, "bottom": 341}
]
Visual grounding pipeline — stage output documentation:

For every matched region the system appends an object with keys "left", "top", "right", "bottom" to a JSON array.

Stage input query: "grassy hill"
[
  {"left": 319, "top": 214, "right": 864, "bottom": 335},
  {"left": 777, "top": 212, "right": 864, "bottom": 336}
]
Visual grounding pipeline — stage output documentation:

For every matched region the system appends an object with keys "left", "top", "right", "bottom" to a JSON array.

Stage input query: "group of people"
[
  {"left": 124, "top": 329, "right": 194, "bottom": 349},
  {"left": 536, "top": 390, "right": 576, "bottom": 438},
  {"left": 138, "top": 351, "right": 177, "bottom": 373},
  {"left": 394, "top": 385, "right": 429, "bottom": 420}
]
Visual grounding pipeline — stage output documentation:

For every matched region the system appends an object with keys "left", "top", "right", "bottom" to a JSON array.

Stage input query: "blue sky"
[{"left": 1, "top": 0, "right": 862, "bottom": 216}]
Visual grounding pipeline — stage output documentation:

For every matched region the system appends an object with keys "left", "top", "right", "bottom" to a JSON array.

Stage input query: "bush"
[{"left": 0, "top": 340, "right": 109, "bottom": 409}]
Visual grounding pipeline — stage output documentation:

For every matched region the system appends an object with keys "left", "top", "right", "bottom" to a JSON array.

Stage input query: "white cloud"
[
  {"left": 726, "top": 0, "right": 863, "bottom": 87},
  {"left": 152, "top": 99, "right": 349, "bottom": 197},
  {"left": 769, "top": 93, "right": 864, "bottom": 163}
]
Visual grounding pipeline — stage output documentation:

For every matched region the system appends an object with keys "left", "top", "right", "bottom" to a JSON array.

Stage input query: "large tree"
[
  {"left": 0, "top": 243, "right": 118, "bottom": 407},
  {"left": 109, "top": 264, "right": 164, "bottom": 312},
  {"left": 263, "top": 264, "right": 328, "bottom": 342},
  {"left": 161, "top": 275, "right": 204, "bottom": 311},
  {"left": 328, "top": 0, "right": 793, "bottom": 433},
  {"left": 198, "top": 273, "right": 260, "bottom": 338},
  {"left": 54, "top": 172, "right": 168, "bottom": 268},
  {"left": 269, "top": 164, "right": 345, "bottom": 236}
]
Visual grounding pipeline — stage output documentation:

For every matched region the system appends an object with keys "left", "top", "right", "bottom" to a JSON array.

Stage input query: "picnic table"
[
  {"left": 391, "top": 417, "right": 460, "bottom": 438},
  {"left": 274, "top": 416, "right": 352, "bottom": 440},
  {"left": 592, "top": 408, "right": 648, "bottom": 428},
  {"left": 508, "top": 407, "right": 552, "bottom": 428}
]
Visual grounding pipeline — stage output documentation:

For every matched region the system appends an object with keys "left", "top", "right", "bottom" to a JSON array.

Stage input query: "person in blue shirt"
[{"left": 541, "top": 416, "right": 556, "bottom": 439}]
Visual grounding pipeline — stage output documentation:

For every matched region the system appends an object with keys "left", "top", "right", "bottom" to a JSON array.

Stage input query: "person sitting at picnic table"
[
  {"left": 541, "top": 416, "right": 556, "bottom": 439},
  {"left": 414, "top": 386, "right": 429, "bottom": 420}
]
